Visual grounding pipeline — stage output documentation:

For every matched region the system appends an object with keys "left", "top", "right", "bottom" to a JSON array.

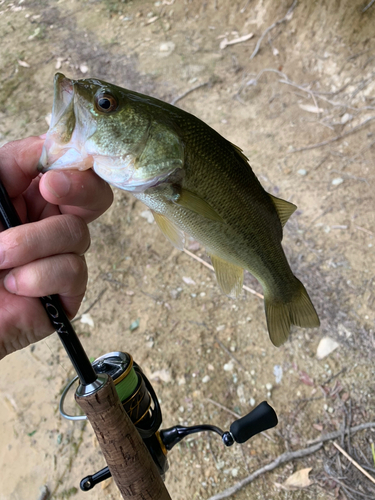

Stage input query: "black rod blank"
[{"left": 0, "top": 178, "right": 96, "bottom": 386}]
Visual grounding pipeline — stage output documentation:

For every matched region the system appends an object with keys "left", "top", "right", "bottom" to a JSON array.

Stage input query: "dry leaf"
[
  {"left": 299, "top": 103, "right": 324, "bottom": 114},
  {"left": 282, "top": 467, "right": 312, "bottom": 489},
  {"left": 316, "top": 336, "right": 339, "bottom": 359}
]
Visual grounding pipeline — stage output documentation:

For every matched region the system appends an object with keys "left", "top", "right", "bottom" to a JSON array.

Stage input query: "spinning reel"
[{"left": 60, "top": 351, "right": 278, "bottom": 491}]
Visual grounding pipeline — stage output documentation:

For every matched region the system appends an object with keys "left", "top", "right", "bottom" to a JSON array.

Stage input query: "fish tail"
[{"left": 264, "top": 278, "right": 320, "bottom": 347}]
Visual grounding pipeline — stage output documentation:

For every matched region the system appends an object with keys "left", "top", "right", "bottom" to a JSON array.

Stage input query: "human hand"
[{"left": 0, "top": 136, "right": 113, "bottom": 359}]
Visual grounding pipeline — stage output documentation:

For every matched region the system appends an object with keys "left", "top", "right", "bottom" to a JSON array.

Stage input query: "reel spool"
[{"left": 60, "top": 351, "right": 278, "bottom": 492}]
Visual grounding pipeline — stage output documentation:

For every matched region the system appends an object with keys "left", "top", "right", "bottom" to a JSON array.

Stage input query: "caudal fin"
[{"left": 264, "top": 278, "right": 320, "bottom": 347}]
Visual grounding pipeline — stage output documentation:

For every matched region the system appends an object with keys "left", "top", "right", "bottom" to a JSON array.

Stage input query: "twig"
[
  {"left": 72, "top": 288, "right": 107, "bottom": 323},
  {"left": 308, "top": 422, "right": 375, "bottom": 445},
  {"left": 289, "top": 116, "right": 375, "bottom": 153},
  {"left": 354, "top": 224, "right": 374, "bottom": 236},
  {"left": 171, "top": 82, "right": 209, "bottom": 106},
  {"left": 182, "top": 248, "right": 264, "bottom": 299},
  {"left": 250, "top": 0, "right": 298, "bottom": 60},
  {"left": 206, "top": 397, "right": 240, "bottom": 418},
  {"left": 214, "top": 337, "right": 246, "bottom": 371},
  {"left": 324, "top": 475, "right": 375, "bottom": 499},
  {"left": 207, "top": 443, "right": 323, "bottom": 500},
  {"left": 332, "top": 442, "right": 375, "bottom": 485},
  {"left": 362, "top": 0, "right": 375, "bottom": 13},
  {"left": 208, "top": 422, "right": 375, "bottom": 500},
  {"left": 324, "top": 367, "right": 347, "bottom": 385}
]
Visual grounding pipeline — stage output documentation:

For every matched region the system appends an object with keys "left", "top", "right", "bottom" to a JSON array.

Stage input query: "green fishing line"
[{"left": 115, "top": 366, "right": 138, "bottom": 402}]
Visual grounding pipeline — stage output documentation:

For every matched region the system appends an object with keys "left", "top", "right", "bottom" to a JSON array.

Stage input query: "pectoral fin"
[
  {"left": 269, "top": 194, "right": 297, "bottom": 228},
  {"left": 152, "top": 211, "right": 185, "bottom": 250},
  {"left": 209, "top": 254, "right": 244, "bottom": 298},
  {"left": 173, "top": 188, "right": 224, "bottom": 223}
]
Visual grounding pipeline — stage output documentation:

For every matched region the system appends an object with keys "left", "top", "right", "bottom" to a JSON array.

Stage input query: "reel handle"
[
  {"left": 75, "top": 374, "right": 171, "bottom": 500},
  {"left": 230, "top": 401, "right": 278, "bottom": 443}
]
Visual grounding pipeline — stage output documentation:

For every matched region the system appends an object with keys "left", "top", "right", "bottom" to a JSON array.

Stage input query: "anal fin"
[
  {"left": 209, "top": 254, "right": 244, "bottom": 298},
  {"left": 152, "top": 211, "right": 185, "bottom": 250}
]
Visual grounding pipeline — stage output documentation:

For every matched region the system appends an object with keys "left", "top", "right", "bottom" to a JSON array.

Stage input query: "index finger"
[{"left": 0, "top": 136, "right": 45, "bottom": 197}]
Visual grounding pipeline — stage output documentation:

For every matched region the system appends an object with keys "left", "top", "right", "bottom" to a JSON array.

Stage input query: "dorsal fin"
[
  {"left": 152, "top": 211, "right": 185, "bottom": 250},
  {"left": 229, "top": 141, "right": 250, "bottom": 163},
  {"left": 209, "top": 254, "right": 244, "bottom": 299},
  {"left": 269, "top": 194, "right": 297, "bottom": 228}
]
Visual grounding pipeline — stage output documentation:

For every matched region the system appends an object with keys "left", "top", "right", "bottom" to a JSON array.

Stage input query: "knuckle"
[
  {"left": 61, "top": 214, "right": 91, "bottom": 251},
  {"left": 66, "top": 254, "right": 88, "bottom": 283}
]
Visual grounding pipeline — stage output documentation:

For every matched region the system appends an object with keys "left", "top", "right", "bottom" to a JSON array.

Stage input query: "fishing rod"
[
  {"left": 0, "top": 178, "right": 170, "bottom": 500},
  {"left": 0, "top": 178, "right": 279, "bottom": 497}
]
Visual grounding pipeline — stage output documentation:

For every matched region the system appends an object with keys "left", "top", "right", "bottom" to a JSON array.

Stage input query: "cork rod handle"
[{"left": 75, "top": 375, "right": 171, "bottom": 500}]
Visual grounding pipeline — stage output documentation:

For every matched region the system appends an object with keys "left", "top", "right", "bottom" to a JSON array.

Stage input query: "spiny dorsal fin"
[
  {"left": 229, "top": 141, "right": 249, "bottom": 163},
  {"left": 209, "top": 254, "right": 244, "bottom": 299},
  {"left": 152, "top": 211, "right": 185, "bottom": 250},
  {"left": 174, "top": 188, "right": 224, "bottom": 223},
  {"left": 269, "top": 194, "right": 297, "bottom": 228}
]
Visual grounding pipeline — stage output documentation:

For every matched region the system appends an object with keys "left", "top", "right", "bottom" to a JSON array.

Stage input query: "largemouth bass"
[{"left": 39, "top": 73, "right": 320, "bottom": 346}]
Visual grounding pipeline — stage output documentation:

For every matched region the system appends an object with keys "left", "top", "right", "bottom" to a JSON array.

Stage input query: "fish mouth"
[{"left": 38, "top": 73, "right": 95, "bottom": 172}]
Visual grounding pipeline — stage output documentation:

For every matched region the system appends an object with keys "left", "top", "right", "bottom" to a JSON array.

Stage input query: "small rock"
[
  {"left": 55, "top": 57, "right": 64, "bottom": 70},
  {"left": 202, "top": 375, "right": 210, "bottom": 383},
  {"left": 170, "top": 289, "right": 181, "bottom": 299},
  {"left": 341, "top": 113, "right": 352, "bottom": 124},
  {"left": 140, "top": 210, "right": 154, "bottom": 224},
  {"left": 80, "top": 313, "right": 94, "bottom": 327},
  {"left": 297, "top": 168, "right": 307, "bottom": 176},
  {"left": 37, "top": 485, "right": 50, "bottom": 500},
  {"left": 316, "top": 336, "right": 339, "bottom": 359},
  {"left": 231, "top": 468, "right": 239, "bottom": 477},
  {"left": 79, "top": 64, "right": 89, "bottom": 74},
  {"left": 223, "top": 361, "right": 234, "bottom": 372},
  {"left": 265, "top": 383, "right": 273, "bottom": 391},
  {"left": 273, "top": 365, "right": 283, "bottom": 384},
  {"left": 249, "top": 397, "right": 256, "bottom": 407},
  {"left": 159, "top": 41, "right": 175, "bottom": 56},
  {"left": 129, "top": 319, "right": 140, "bottom": 332},
  {"left": 332, "top": 177, "right": 344, "bottom": 186},
  {"left": 183, "top": 276, "right": 196, "bottom": 285}
]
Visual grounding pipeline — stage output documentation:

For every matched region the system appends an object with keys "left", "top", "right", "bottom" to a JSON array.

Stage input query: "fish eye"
[{"left": 95, "top": 93, "right": 118, "bottom": 113}]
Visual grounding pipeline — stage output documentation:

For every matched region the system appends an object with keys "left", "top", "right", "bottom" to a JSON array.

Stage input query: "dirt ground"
[{"left": 1, "top": 1, "right": 375, "bottom": 499}]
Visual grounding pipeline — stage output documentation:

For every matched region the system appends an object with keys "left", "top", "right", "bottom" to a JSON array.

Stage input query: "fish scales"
[{"left": 39, "top": 73, "right": 320, "bottom": 346}]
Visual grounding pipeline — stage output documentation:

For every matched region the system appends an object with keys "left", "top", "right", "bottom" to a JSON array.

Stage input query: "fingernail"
[
  {"left": 39, "top": 133, "right": 47, "bottom": 140},
  {"left": 4, "top": 273, "right": 18, "bottom": 294},
  {"left": 45, "top": 171, "right": 71, "bottom": 198}
]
